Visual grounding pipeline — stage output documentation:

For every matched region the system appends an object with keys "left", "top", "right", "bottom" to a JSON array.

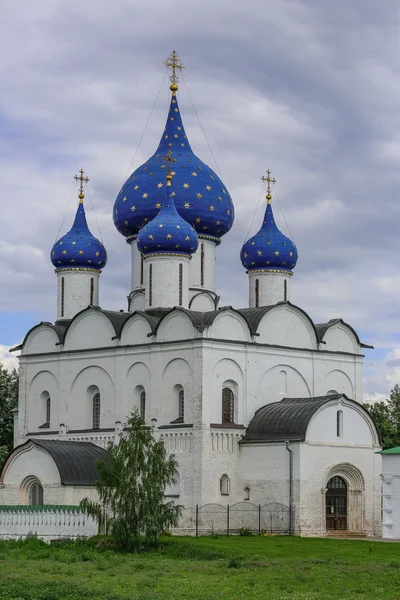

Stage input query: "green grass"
[{"left": 1, "top": 535, "right": 400, "bottom": 599}]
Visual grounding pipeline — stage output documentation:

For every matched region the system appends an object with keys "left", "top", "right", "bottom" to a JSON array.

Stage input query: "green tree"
[
  {"left": 0, "top": 365, "right": 18, "bottom": 469},
  {"left": 364, "top": 384, "right": 400, "bottom": 449},
  {"left": 80, "top": 410, "right": 182, "bottom": 552}
]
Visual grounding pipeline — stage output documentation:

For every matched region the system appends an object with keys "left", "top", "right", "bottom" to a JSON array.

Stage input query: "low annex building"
[{"left": 0, "top": 53, "right": 382, "bottom": 538}]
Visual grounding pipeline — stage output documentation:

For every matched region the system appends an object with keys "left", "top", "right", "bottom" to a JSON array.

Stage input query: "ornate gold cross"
[
  {"left": 163, "top": 50, "right": 184, "bottom": 91},
  {"left": 74, "top": 168, "right": 89, "bottom": 201},
  {"left": 261, "top": 169, "right": 276, "bottom": 203},
  {"left": 163, "top": 149, "right": 177, "bottom": 178}
]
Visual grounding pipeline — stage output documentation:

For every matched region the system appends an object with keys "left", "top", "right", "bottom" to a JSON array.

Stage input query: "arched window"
[
  {"left": 93, "top": 392, "right": 101, "bottom": 429},
  {"left": 30, "top": 482, "right": 44, "bottom": 506},
  {"left": 39, "top": 391, "right": 50, "bottom": 429},
  {"left": 140, "top": 390, "right": 146, "bottom": 420},
  {"left": 337, "top": 410, "right": 343, "bottom": 437},
  {"left": 222, "top": 388, "right": 234, "bottom": 424},
  {"left": 255, "top": 278, "right": 259, "bottom": 307},
  {"left": 178, "top": 389, "right": 184, "bottom": 421},
  {"left": 279, "top": 370, "right": 288, "bottom": 395},
  {"left": 244, "top": 486, "right": 250, "bottom": 501},
  {"left": 220, "top": 474, "right": 230, "bottom": 495}
]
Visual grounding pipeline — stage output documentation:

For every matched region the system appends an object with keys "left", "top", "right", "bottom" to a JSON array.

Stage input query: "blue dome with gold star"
[
  {"left": 51, "top": 198, "right": 107, "bottom": 270},
  {"left": 240, "top": 201, "right": 298, "bottom": 272},
  {"left": 137, "top": 175, "right": 198, "bottom": 256},
  {"left": 113, "top": 92, "right": 234, "bottom": 242}
]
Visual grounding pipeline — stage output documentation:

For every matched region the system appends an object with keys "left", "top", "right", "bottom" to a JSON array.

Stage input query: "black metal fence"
[{"left": 195, "top": 502, "right": 293, "bottom": 536}]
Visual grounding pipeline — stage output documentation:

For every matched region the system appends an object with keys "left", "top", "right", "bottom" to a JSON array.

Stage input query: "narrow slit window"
[
  {"left": 149, "top": 264, "right": 153, "bottom": 307},
  {"left": 140, "top": 254, "right": 144, "bottom": 286},
  {"left": 90, "top": 277, "right": 94, "bottom": 305},
  {"left": 200, "top": 243, "right": 205, "bottom": 286},
  {"left": 140, "top": 390, "right": 146, "bottom": 420},
  {"left": 337, "top": 410, "right": 343, "bottom": 437},
  {"left": 179, "top": 263, "right": 183, "bottom": 306},
  {"left": 220, "top": 474, "right": 230, "bottom": 495},
  {"left": 255, "top": 278, "right": 260, "bottom": 307},
  {"left": 61, "top": 277, "right": 65, "bottom": 317},
  {"left": 93, "top": 392, "right": 101, "bottom": 429},
  {"left": 284, "top": 279, "right": 287, "bottom": 301},
  {"left": 178, "top": 389, "right": 184, "bottom": 420},
  {"left": 46, "top": 396, "right": 51, "bottom": 426}
]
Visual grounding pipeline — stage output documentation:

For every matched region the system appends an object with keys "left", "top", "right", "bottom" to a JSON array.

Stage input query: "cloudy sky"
[{"left": 0, "top": 0, "right": 399, "bottom": 400}]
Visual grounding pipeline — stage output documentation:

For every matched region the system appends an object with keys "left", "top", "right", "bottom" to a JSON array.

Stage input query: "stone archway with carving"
[{"left": 322, "top": 463, "right": 364, "bottom": 534}]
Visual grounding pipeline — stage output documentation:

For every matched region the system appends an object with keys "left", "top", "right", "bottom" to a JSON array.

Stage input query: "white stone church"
[{"left": 0, "top": 54, "right": 382, "bottom": 538}]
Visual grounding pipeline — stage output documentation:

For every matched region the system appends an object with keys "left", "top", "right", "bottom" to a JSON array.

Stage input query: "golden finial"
[
  {"left": 163, "top": 50, "right": 184, "bottom": 93},
  {"left": 261, "top": 169, "right": 276, "bottom": 204},
  {"left": 74, "top": 169, "right": 89, "bottom": 203},
  {"left": 163, "top": 150, "right": 177, "bottom": 186}
]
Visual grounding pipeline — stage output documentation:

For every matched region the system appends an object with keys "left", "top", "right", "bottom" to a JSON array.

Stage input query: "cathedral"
[{"left": 0, "top": 53, "right": 382, "bottom": 538}]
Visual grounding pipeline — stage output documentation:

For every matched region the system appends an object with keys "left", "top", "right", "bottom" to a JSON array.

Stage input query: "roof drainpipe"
[{"left": 285, "top": 440, "right": 293, "bottom": 535}]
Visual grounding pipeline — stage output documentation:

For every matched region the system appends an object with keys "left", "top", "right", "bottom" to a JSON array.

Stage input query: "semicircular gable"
[
  {"left": 307, "top": 397, "right": 379, "bottom": 445},
  {"left": 121, "top": 314, "right": 153, "bottom": 345},
  {"left": 209, "top": 309, "right": 251, "bottom": 342},
  {"left": 27, "top": 370, "right": 59, "bottom": 432},
  {"left": 64, "top": 309, "right": 118, "bottom": 351},
  {"left": 324, "top": 369, "right": 354, "bottom": 398},
  {"left": 256, "top": 303, "right": 317, "bottom": 349},
  {"left": 189, "top": 291, "right": 217, "bottom": 311},
  {"left": 23, "top": 324, "right": 61, "bottom": 355},
  {"left": 256, "top": 364, "right": 311, "bottom": 412},
  {"left": 320, "top": 321, "right": 360, "bottom": 354},
  {"left": 156, "top": 310, "right": 196, "bottom": 342}
]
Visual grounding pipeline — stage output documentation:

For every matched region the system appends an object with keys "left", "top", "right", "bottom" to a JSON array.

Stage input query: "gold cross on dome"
[
  {"left": 163, "top": 50, "right": 184, "bottom": 91},
  {"left": 74, "top": 169, "right": 89, "bottom": 202},
  {"left": 261, "top": 169, "right": 276, "bottom": 204},
  {"left": 163, "top": 149, "right": 177, "bottom": 181}
]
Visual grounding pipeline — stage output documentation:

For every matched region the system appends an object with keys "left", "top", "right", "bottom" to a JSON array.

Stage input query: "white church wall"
[
  {"left": 299, "top": 443, "right": 381, "bottom": 537},
  {"left": 256, "top": 305, "right": 317, "bottom": 349},
  {"left": 203, "top": 356, "right": 244, "bottom": 424},
  {"left": 120, "top": 315, "right": 152, "bottom": 345},
  {"left": 323, "top": 369, "right": 354, "bottom": 398},
  {"left": 381, "top": 455, "right": 400, "bottom": 539},
  {"left": 162, "top": 358, "right": 194, "bottom": 424},
  {"left": 156, "top": 312, "right": 196, "bottom": 342},
  {"left": 256, "top": 364, "right": 311, "bottom": 409},
  {"left": 125, "top": 360, "right": 151, "bottom": 421},
  {"left": 27, "top": 370, "right": 59, "bottom": 433},
  {"left": 68, "top": 364, "right": 115, "bottom": 430},
  {"left": 23, "top": 326, "right": 60, "bottom": 355},
  {"left": 306, "top": 400, "right": 375, "bottom": 446},
  {"left": 208, "top": 312, "right": 250, "bottom": 342},
  {"left": 189, "top": 292, "right": 215, "bottom": 311},
  {"left": 64, "top": 311, "right": 117, "bottom": 351},
  {"left": 322, "top": 324, "right": 359, "bottom": 354}
]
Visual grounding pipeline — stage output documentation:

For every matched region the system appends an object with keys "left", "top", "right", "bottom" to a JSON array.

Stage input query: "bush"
[
  {"left": 228, "top": 557, "right": 241, "bottom": 569},
  {"left": 238, "top": 527, "right": 253, "bottom": 537}
]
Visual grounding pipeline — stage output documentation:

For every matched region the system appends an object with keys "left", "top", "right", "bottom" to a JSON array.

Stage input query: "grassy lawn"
[{"left": 1, "top": 535, "right": 400, "bottom": 600}]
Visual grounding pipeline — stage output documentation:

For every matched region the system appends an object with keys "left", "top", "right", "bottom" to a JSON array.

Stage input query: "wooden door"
[{"left": 326, "top": 476, "right": 347, "bottom": 530}]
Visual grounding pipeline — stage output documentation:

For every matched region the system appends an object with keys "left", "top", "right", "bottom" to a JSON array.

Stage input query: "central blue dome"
[
  {"left": 240, "top": 201, "right": 298, "bottom": 272},
  {"left": 113, "top": 92, "right": 234, "bottom": 241},
  {"left": 137, "top": 175, "right": 198, "bottom": 256}
]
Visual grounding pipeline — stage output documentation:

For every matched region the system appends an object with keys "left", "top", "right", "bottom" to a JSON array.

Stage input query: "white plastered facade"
[{"left": 0, "top": 299, "right": 382, "bottom": 537}]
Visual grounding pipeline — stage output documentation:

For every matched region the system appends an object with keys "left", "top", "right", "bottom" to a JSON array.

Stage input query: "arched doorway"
[{"left": 326, "top": 476, "right": 347, "bottom": 530}]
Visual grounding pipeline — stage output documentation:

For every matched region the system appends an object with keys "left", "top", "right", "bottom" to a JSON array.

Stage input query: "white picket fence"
[{"left": 0, "top": 505, "right": 98, "bottom": 541}]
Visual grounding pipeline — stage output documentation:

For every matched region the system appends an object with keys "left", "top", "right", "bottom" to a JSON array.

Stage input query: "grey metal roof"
[
  {"left": 242, "top": 395, "right": 346, "bottom": 443},
  {"left": 28, "top": 439, "right": 109, "bottom": 485}
]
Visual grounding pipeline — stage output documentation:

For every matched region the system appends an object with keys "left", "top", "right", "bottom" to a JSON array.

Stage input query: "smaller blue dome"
[
  {"left": 240, "top": 201, "right": 298, "bottom": 271},
  {"left": 137, "top": 179, "right": 198, "bottom": 256},
  {"left": 51, "top": 199, "right": 107, "bottom": 270}
]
